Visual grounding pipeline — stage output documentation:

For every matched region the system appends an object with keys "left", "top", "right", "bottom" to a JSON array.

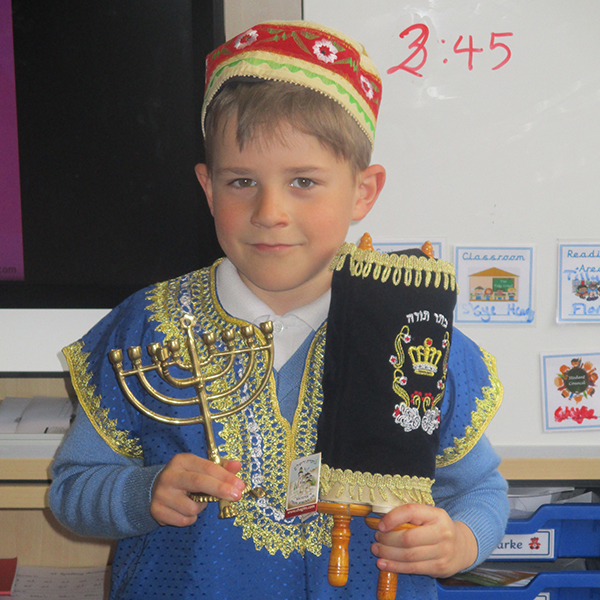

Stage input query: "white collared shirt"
[{"left": 215, "top": 258, "right": 330, "bottom": 371}]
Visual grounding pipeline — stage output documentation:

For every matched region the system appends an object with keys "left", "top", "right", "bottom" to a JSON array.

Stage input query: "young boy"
[{"left": 50, "top": 21, "right": 508, "bottom": 599}]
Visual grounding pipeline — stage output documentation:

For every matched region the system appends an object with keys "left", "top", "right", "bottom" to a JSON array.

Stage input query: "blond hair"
[{"left": 203, "top": 80, "right": 372, "bottom": 174}]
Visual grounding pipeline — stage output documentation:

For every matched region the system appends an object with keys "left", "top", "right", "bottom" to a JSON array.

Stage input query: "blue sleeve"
[
  {"left": 432, "top": 434, "right": 509, "bottom": 568},
  {"left": 49, "top": 406, "right": 163, "bottom": 539}
]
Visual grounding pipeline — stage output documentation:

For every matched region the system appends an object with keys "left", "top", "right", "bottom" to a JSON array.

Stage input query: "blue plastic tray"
[
  {"left": 437, "top": 503, "right": 600, "bottom": 598},
  {"left": 490, "top": 503, "right": 600, "bottom": 560}
]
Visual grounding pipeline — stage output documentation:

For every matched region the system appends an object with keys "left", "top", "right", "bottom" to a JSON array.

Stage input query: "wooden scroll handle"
[
  {"left": 317, "top": 502, "right": 371, "bottom": 587},
  {"left": 365, "top": 517, "right": 417, "bottom": 600}
]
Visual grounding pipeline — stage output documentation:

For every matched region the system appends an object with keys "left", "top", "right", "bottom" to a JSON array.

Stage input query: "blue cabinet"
[{"left": 437, "top": 503, "right": 600, "bottom": 599}]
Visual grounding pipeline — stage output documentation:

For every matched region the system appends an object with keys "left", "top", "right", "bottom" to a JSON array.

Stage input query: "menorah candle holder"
[{"left": 108, "top": 314, "right": 274, "bottom": 518}]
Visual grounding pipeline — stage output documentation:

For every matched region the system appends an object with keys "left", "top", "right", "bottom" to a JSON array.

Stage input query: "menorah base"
[{"left": 189, "top": 485, "right": 266, "bottom": 519}]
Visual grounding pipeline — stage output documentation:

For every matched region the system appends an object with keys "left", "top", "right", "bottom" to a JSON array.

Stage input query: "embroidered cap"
[
  {"left": 316, "top": 240, "right": 457, "bottom": 512},
  {"left": 202, "top": 21, "right": 382, "bottom": 148}
]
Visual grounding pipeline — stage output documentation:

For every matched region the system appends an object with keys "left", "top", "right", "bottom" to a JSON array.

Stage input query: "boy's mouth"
[{"left": 251, "top": 242, "right": 296, "bottom": 252}]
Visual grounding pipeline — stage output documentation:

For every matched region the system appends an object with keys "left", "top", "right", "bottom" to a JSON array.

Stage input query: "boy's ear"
[
  {"left": 352, "top": 164, "right": 386, "bottom": 221},
  {"left": 194, "top": 163, "right": 214, "bottom": 215}
]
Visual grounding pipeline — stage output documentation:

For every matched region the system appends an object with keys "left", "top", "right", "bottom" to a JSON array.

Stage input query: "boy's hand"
[
  {"left": 150, "top": 453, "right": 246, "bottom": 527},
  {"left": 370, "top": 503, "right": 478, "bottom": 578}
]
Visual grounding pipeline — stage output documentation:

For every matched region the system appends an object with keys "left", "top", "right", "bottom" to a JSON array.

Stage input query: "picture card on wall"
[
  {"left": 541, "top": 353, "right": 599, "bottom": 432},
  {"left": 454, "top": 246, "right": 534, "bottom": 324},
  {"left": 557, "top": 242, "right": 600, "bottom": 323}
]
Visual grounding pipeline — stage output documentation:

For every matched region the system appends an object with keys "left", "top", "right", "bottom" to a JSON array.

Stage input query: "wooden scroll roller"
[{"left": 317, "top": 502, "right": 417, "bottom": 600}]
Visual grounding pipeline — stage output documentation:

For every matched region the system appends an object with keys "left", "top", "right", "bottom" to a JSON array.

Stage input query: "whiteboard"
[{"left": 305, "top": 0, "right": 600, "bottom": 456}]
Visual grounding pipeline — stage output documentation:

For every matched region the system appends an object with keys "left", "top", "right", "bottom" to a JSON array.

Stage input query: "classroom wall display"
[
  {"left": 304, "top": 0, "right": 600, "bottom": 453},
  {"left": 541, "top": 353, "right": 599, "bottom": 432},
  {"left": 454, "top": 245, "right": 534, "bottom": 324},
  {"left": 557, "top": 242, "right": 600, "bottom": 323}
]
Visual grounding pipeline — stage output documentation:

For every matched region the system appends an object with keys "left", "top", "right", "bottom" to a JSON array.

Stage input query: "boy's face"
[{"left": 196, "top": 119, "right": 384, "bottom": 315}]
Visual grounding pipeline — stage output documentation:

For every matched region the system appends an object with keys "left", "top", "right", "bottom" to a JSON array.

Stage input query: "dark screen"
[{"left": 2, "top": 0, "right": 224, "bottom": 308}]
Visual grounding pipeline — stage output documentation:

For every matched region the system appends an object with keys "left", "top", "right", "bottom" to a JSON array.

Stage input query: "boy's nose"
[{"left": 250, "top": 188, "right": 290, "bottom": 228}]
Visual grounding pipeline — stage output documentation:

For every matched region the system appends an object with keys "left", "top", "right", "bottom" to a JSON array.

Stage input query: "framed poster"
[
  {"left": 454, "top": 246, "right": 534, "bottom": 324},
  {"left": 542, "top": 353, "right": 599, "bottom": 431},
  {"left": 557, "top": 242, "right": 600, "bottom": 323}
]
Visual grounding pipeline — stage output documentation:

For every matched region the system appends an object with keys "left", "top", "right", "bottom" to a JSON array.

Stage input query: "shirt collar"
[{"left": 215, "top": 258, "right": 330, "bottom": 330}]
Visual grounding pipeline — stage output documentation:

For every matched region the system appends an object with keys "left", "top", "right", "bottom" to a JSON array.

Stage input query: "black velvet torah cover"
[{"left": 316, "top": 244, "right": 458, "bottom": 483}]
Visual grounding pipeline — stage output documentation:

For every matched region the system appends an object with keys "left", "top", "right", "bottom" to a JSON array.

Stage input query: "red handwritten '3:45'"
[{"left": 387, "top": 24, "right": 513, "bottom": 76}]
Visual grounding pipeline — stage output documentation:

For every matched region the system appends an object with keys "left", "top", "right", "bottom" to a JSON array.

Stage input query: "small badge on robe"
[{"left": 285, "top": 453, "right": 322, "bottom": 519}]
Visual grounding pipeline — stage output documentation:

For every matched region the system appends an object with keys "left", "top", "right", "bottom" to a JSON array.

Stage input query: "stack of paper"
[
  {"left": 11, "top": 565, "right": 106, "bottom": 600},
  {"left": 439, "top": 558, "right": 587, "bottom": 588},
  {"left": 0, "top": 397, "right": 76, "bottom": 459}
]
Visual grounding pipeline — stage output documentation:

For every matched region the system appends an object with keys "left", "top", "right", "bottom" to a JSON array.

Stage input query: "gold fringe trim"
[
  {"left": 436, "top": 348, "right": 503, "bottom": 468},
  {"left": 330, "top": 242, "right": 457, "bottom": 291},
  {"left": 62, "top": 342, "right": 144, "bottom": 459},
  {"left": 320, "top": 463, "right": 434, "bottom": 506}
]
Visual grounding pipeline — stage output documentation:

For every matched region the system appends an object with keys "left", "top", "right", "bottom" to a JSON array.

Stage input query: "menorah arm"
[
  {"left": 113, "top": 370, "right": 205, "bottom": 426},
  {"left": 206, "top": 339, "right": 274, "bottom": 404},
  {"left": 205, "top": 350, "right": 257, "bottom": 405},
  {"left": 202, "top": 343, "right": 269, "bottom": 384},
  {"left": 158, "top": 353, "right": 233, "bottom": 389},
  {"left": 123, "top": 367, "right": 200, "bottom": 407},
  {"left": 210, "top": 347, "right": 274, "bottom": 421},
  {"left": 156, "top": 368, "right": 201, "bottom": 390}
]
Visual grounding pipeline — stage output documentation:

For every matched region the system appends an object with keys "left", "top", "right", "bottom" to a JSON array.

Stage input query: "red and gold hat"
[{"left": 202, "top": 21, "right": 382, "bottom": 148}]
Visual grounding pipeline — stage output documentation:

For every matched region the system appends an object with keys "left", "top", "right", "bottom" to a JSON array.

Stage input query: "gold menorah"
[{"left": 108, "top": 314, "right": 274, "bottom": 518}]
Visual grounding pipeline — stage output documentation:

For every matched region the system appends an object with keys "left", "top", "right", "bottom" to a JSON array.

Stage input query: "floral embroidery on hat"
[
  {"left": 202, "top": 22, "right": 383, "bottom": 147},
  {"left": 313, "top": 39, "right": 339, "bottom": 63},
  {"left": 235, "top": 29, "right": 258, "bottom": 49},
  {"left": 360, "top": 75, "right": 374, "bottom": 100}
]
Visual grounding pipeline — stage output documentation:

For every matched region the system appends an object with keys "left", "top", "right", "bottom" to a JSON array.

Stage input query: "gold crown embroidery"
[
  {"left": 408, "top": 338, "right": 442, "bottom": 376},
  {"left": 391, "top": 328, "right": 451, "bottom": 412}
]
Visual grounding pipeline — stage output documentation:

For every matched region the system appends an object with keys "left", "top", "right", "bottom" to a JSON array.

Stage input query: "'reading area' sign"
[{"left": 557, "top": 242, "right": 600, "bottom": 323}]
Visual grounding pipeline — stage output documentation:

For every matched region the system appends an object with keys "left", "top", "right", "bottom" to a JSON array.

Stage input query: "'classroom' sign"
[{"left": 455, "top": 246, "right": 534, "bottom": 324}]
